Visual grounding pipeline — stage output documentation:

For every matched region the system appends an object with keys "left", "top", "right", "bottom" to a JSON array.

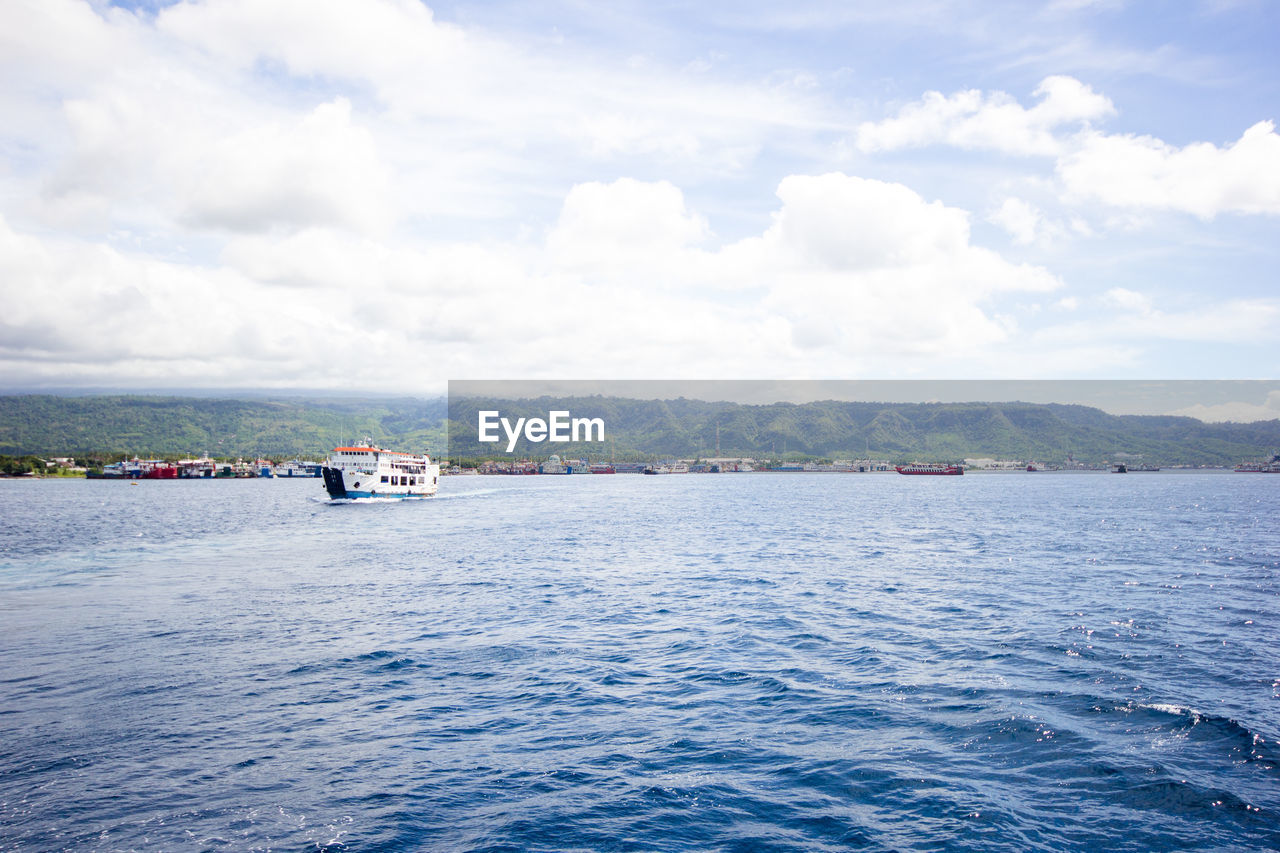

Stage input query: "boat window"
[{"left": 381, "top": 475, "right": 389, "bottom": 483}]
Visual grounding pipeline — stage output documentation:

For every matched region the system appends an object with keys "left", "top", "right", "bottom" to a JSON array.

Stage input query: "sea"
[{"left": 1, "top": 471, "right": 1277, "bottom": 852}]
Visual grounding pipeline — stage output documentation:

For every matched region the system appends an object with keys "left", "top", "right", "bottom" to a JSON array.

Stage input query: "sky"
[{"left": 1, "top": 0, "right": 1278, "bottom": 416}]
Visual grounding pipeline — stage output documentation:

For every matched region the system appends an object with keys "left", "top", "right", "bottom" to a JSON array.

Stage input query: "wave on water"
[
  {"left": 3, "top": 471, "right": 1279, "bottom": 852},
  {"left": 1126, "top": 701, "right": 1278, "bottom": 761}
]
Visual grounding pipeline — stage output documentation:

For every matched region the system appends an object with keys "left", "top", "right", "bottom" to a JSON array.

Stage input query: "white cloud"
[
  {"left": 1036, "top": 289, "right": 1279, "bottom": 349},
  {"left": 9, "top": 0, "right": 835, "bottom": 241},
  {"left": 156, "top": 0, "right": 465, "bottom": 104},
  {"left": 38, "top": 89, "right": 391, "bottom": 238},
  {"left": 1102, "top": 287, "right": 1153, "bottom": 313},
  {"left": 152, "top": 0, "right": 822, "bottom": 177},
  {"left": 0, "top": 173, "right": 1069, "bottom": 387},
  {"left": 1097, "top": 287, "right": 1280, "bottom": 343},
  {"left": 0, "top": 0, "right": 129, "bottom": 95},
  {"left": 989, "top": 197, "right": 1042, "bottom": 244},
  {"left": 716, "top": 174, "right": 1061, "bottom": 356},
  {"left": 1045, "top": 0, "right": 1122, "bottom": 11},
  {"left": 180, "top": 98, "right": 391, "bottom": 234},
  {"left": 547, "top": 178, "right": 710, "bottom": 272},
  {"left": 856, "top": 77, "right": 1280, "bottom": 222},
  {"left": 1172, "top": 391, "right": 1280, "bottom": 423},
  {"left": 855, "top": 75, "right": 1114, "bottom": 156},
  {"left": 0, "top": 213, "right": 313, "bottom": 380},
  {"left": 1, "top": 2, "right": 1276, "bottom": 389},
  {"left": 1058, "top": 120, "right": 1280, "bottom": 218},
  {"left": 751, "top": 174, "right": 973, "bottom": 270}
]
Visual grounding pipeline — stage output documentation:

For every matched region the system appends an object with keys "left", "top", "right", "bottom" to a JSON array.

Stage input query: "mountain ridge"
[{"left": 1, "top": 393, "right": 1277, "bottom": 465}]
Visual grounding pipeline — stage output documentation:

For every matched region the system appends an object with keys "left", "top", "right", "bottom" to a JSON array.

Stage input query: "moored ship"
[
  {"left": 895, "top": 463, "right": 963, "bottom": 475},
  {"left": 1236, "top": 454, "right": 1280, "bottom": 473},
  {"left": 540, "top": 454, "right": 569, "bottom": 474},
  {"left": 275, "top": 460, "right": 321, "bottom": 478},
  {"left": 88, "top": 458, "right": 178, "bottom": 479},
  {"left": 321, "top": 441, "right": 440, "bottom": 499}
]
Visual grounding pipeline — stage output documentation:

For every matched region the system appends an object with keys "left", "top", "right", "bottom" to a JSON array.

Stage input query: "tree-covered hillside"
[
  {"left": 0, "top": 395, "right": 447, "bottom": 458},
  {"left": 446, "top": 395, "right": 1280, "bottom": 466},
  {"left": 2, "top": 393, "right": 1277, "bottom": 465}
]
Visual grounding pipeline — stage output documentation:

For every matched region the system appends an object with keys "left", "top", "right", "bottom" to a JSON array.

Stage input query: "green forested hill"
[
  {"left": 445, "top": 395, "right": 1280, "bottom": 465},
  {"left": 2, "top": 393, "right": 1278, "bottom": 465},
  {"left": 0, "top": 395, "right": 447, "bottom": 458}
]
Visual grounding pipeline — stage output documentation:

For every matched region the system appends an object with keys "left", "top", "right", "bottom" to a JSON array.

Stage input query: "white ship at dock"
[{"left": 321, "top": 441, "right": 440, "bottom": 499}]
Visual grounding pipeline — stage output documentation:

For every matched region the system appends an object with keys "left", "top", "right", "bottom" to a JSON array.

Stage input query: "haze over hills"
[{"left": 2, "top": 393, "right": 1278, "bottom": 466}]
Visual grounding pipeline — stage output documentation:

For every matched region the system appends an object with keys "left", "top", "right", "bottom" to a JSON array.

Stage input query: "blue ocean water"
[{"left": 1, "top": 471, "right": 1277, "bottom": 851}]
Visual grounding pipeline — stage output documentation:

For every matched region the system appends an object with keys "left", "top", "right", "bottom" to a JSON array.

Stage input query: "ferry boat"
[
  {"left": 895, "top": 463, "right": 963, "bottom": 475},
  {"left": 321, "top": 441, "right": 440, "bottom": 499}
]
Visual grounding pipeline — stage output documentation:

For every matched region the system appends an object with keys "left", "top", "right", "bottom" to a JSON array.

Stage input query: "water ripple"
[{"left": 1, "top": 472, "right": 1278, "bottom": 851}]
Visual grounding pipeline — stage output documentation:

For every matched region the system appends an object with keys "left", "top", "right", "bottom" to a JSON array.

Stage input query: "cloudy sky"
[{"left": 2, "top": 0, "right": 1278, "bottom": 404}]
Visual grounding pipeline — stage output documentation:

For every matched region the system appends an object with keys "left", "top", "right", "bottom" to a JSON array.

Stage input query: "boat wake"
[
  {"left": 432, "top": 487, "right": 511, "bottom": 501},
  {"left": 313, "top": 487, "right": 510, "bottom": 504},
  {"left": 315, "top": 495, "right": 428, "bottom": 505}
]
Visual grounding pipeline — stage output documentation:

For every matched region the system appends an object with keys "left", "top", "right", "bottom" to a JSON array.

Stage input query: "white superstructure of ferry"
[{"left": 321, "top": 441, "right": 440, "bottom": 499}]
